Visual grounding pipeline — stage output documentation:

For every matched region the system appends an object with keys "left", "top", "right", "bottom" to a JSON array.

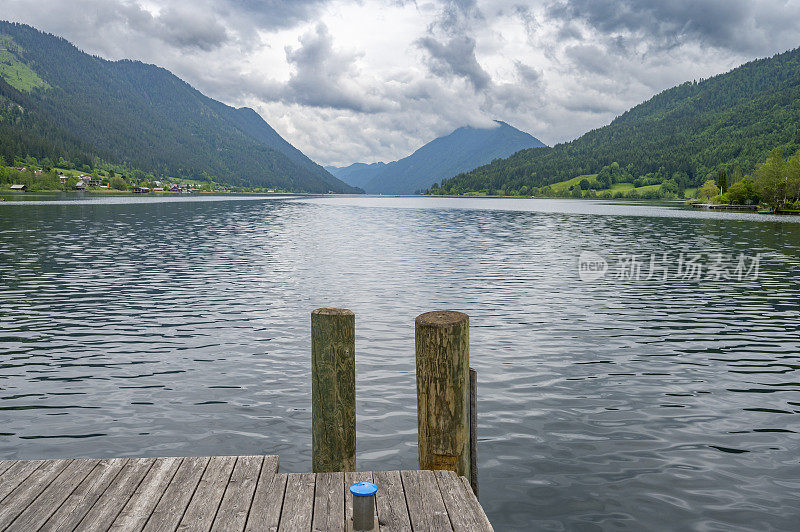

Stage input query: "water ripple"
[{"left": 1, "top": 195, "right": 799, "bottom": 530}]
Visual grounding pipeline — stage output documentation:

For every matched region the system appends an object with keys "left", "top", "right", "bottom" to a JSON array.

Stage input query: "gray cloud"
[
  {"left": 547, "top": 0, "right": 800, "bottom": 55},
  {"left": 417, "top": 35, "right": 492, "bottom": 90},
  {"left": 0, "top": 0, "right": 326, "bottom": 54},
  {"left": 152, "top": 5, "right": 229, "bottom": 50},
  {"left": 4, "top": 0, "right": 800, "bottom": 167},
  {"left": 217, "top": 0, "right": 328, "bottom": 30},
  {"left": 564, "top": 44, "right": 613, "bottom": 76},
  {"left": 278, "top": 23, "right": 389, "bottom": 112}
]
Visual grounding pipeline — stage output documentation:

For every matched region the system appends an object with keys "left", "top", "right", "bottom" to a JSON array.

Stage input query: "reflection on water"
[{"left": 1, "top": 195, "right": 799, "bottom": 530}]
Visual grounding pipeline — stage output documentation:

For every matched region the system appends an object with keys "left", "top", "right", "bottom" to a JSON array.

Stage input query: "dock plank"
[
  {"left": 75, "top": 457, "right": 156, "bottom": 531},
  {"left": 279, "top": 472, "right": 316, "bottom": 532},
  {"left": 458, "top": 475, "right": 493, "bottom": 531},
  {"left": 0, "top": 459, "right": 71, "bottom": 529},
  {"left": 372, "top": 470, "right": 411, "bottom": 532},
  {"left": 245, "top": 472, "right": 287, "bottom": 532},
  {"left": 6, "top": 459, "right": 99, "bottom": 531},
  {"left": 110, "top": 456, "right": 183, "bottom": 532},
  {"left": 0, "top": 455, "right": 491, "bottom": 531},
  {"left": 0, "top": 459, "right": 17, "bottom": 479},
  {"left": 211, "top": 455, "right": 265, "bottom": 532},
  {"left": 312, "top": 472, "right": 344, "bottom": 532},
  {"left": 0, "top": 459, "right": 44, "bottom": 502},
  {"left": 177, "top": 455, "right": 238, "bottom": 532},
  {"left": 400, "top": 470, "right": 453, "bottom": 531},
  {"left": 434, "top": 470, "right": 493, "bottom": 531},
  {"left": 41, "top": 457, "right": 128, "bottom": 532},
  {"left": 142, "top": 456, "right": 210, "bottom": 532}
]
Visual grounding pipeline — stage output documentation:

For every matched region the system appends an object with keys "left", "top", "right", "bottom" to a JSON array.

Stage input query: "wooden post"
[
  {"left": 469, "top": 367, "right": 478, "bottom": 499},
  {"left": 311, "top": 308, "right": 356, "bottom": 473},
  {"left": 415, "top": 311, "right": 470, "bottom": 479}
]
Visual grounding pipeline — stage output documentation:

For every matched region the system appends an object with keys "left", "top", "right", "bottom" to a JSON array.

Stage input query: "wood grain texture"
[
  {"left": 0, "top": 455, "right": 492, "bottom": 531},
  {"left": 177, "top": 455, "right": 237, "bottom": 532},
  {"left": 434, "top": 470, "right": 492, "bottom": 532},
  {"left": 0, "top": 459, "right": 71, "bottom": 529},
  {"left": 415, "top": 311, "right": 470, "bottom": 478},
  {"left": 6, "top": 459, "right": 99, "bottom": 531},
  {"left": 279, "top": 472, "right": 315, "bottom": 532},
  {"left": 110, "top": 456, "right": 183, "bottom": 532},
  {"left": 311, "top": 308, "right": 356, "bottom": 473},
  {"left": 468, "top": 366, "right": 478, "bottom": 499},
  {"left": 245, "top": 473, "right": 287, "bottom": 532},
  {"left": 457, "top": 475, "right": 493, "bottom": 531},
  {"left": 372, "top": 470, "right": 411, "bottom": 532},
  {"left": 42, "top": 457, "right": 128, "bottom": 532},
  {"left": 142, "top": 456, "right": 210, "bottom": 532},
  {"left": 0, "top": 459, "right": 44, "bottom": 502},
  {"left": 211, "top": 455, "right": 265, "bottom": 532},
  {"left": 400, "top": 469, "right": 453, "bottom": 531},
  {"left": 0, "top": 459, "right": 18, "bottom": 480},
  {"left": 75, "top": 457, "right": 155, "bottom": 531},
  {"left": 312, "top": 472, "right": 344, "bottom": 532}
]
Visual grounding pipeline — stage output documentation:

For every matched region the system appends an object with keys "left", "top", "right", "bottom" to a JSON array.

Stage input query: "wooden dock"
[{"left": 0, "top": 455, "right": 492, "bottom": 531}]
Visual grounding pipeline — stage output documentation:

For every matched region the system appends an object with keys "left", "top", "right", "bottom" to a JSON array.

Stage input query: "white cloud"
[{"left": 4, "top": 0, "right": 800, "bottom": 166}]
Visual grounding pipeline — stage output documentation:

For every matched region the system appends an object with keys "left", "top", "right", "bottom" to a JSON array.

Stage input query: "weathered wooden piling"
[
  {"left": 311, "top": 307, "right": 356, "bottom": 473},
  {"left": 415, "top": 310, "right": 471, "bottom": 480},
  {"left": 469, "top": 366, "right": 478, "bottom": 499}
]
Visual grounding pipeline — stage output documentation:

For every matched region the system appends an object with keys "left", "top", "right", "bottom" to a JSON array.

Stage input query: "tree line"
[
  {"left": 431, "top": 45, "right": 800, "bottom": 197},
  {"left": 695, "top": 147, "right": 800, "bottom": 208}
]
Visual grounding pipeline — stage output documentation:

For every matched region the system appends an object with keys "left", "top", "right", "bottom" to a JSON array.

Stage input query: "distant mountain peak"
[{"left": 327, "top": 121, "right": 545, "bottom": 194}]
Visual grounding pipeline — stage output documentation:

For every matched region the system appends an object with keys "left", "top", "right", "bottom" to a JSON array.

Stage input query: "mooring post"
[
  {"left": 311, "top": 307, "right": 356, "bottom": 473},
  {"left": 415, "top": 310, "right": 470, "bottom": 479},
  {"left": 350, "top": 482, "right": 378, "bottom": 531},
  {"left": 469, "top": 366, "right": 478, "bottom": 499}
]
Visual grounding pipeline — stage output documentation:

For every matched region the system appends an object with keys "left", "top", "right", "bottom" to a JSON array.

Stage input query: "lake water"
[{"left": 1, "top": 194, "right": 799, "bottom": 530}]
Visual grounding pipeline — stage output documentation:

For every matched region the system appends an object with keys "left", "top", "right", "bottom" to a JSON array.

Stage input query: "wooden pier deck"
[{"left": 0, "top": 455, "right": 492, "bottom": 531}]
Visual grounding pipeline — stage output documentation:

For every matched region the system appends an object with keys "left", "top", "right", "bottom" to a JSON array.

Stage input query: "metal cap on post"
[{"left": 350, "top": 482, "right": 377, "bottom": 531}]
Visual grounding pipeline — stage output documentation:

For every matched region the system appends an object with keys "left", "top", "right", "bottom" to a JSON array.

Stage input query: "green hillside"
[
  {"left": 435, "top": 46, "right": 800, "bottom": 195},
  {"left": 0, "top": 22, "right": 359, "bottom": 193}
]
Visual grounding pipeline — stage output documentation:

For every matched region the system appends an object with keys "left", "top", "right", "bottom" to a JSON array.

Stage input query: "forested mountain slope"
[
  {"left": 438, "top": 47, "right": 800, "bottom": 194},
  {"left": 0, "top": 21, "right": 359, "bottom": 193}
]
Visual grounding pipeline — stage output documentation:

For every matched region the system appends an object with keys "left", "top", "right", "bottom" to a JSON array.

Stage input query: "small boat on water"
[{"left": 758, "top": 209, "right": 774, "bottom": 214}]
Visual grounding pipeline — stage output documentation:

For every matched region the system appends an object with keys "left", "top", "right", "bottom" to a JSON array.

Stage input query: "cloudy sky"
[{"left": 4, "top": 0, "right": 800, "bottom": 166}]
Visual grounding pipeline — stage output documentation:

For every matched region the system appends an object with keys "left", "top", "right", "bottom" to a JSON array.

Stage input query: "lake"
[{"left": 1, "top": 194, "right": 799, "bottom": 530}]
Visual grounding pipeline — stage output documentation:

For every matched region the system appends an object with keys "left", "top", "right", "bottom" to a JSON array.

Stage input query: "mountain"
[
  {"left": 324, "top": 162, "right": 387, "bottom": 190},
  {"left": 437, "top": 47, "right": 800, "bottom": 195},
  {"left": 0, "top": 22, "right": 360, "bottom": 193},
  {"left": 327, "top": 121, "right": 546, "bottom": 194}
]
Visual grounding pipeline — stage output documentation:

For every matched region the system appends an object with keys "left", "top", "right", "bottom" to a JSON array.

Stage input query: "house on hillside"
[
  {"left": 133, "top": 186, "right": 150, "bottom": 193},
  {"left": 10, "top": 184, "right": 26, "bottom": 191},
  {"left": 59, "top": 175, "right": 68, "bottom": 184},
  {"left": 74, "top": 180, "right": 86, "bottom": 190}
]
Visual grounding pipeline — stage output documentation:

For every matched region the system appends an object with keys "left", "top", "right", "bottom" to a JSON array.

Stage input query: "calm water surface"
[{"left": 1, "top": 194, "right": 799, "bottom": 530}]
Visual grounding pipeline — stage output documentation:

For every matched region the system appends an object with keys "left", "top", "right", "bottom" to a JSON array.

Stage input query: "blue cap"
[{"left": 349, "top": 481, "right": 378, "bottom": 497}]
